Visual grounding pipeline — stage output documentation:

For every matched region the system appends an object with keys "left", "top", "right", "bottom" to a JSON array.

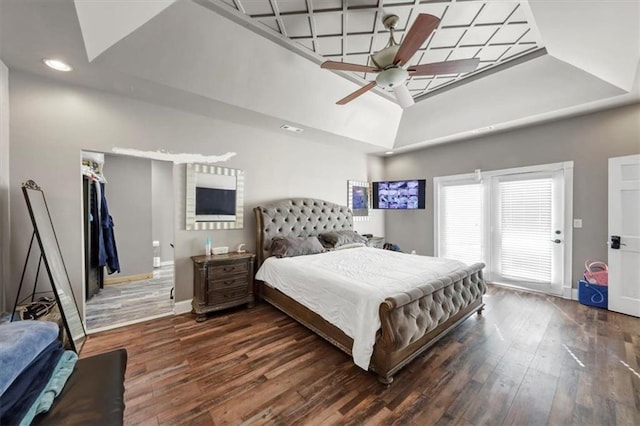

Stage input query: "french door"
[
  {"left": 435, "top": 162, "right": 573, "bottom": 296},
  {"left": 489, "top": 170, "right": 565, "bottom": 294}
]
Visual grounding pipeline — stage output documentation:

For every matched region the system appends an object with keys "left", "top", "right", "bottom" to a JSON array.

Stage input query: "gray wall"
[
  {"left": 0, "top": 61, "right": 8, "bottom": 311},
  {"left": 102, "top": 154, "right": 153, "bottom": 277},
  {"left": 384, "top": 103, "right": 640, "bottom": 287},
  {"left": 7, "top": 71, "right": 384, "bottom": 311},
  {"left": 151, "top": 160, "right": 174, "bottom": 263}
]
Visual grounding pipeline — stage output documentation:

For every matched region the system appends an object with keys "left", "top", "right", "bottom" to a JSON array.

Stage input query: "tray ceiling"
[
  {"left": 2, "top": 0, "right": 636, "bottom": 153},
  {"left": 212, "top": 0, "right": 543, "bottom": 100}
]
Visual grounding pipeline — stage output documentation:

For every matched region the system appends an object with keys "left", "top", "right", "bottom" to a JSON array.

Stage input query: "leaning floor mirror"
[{"left": 22, "top": 180, "right": 86, "bottom": 352}]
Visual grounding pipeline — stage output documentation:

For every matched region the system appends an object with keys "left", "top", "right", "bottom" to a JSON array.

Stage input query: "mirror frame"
[
  {"left": 22, "top": 180, "right": 86, "bottom": 352},
  {"left": 185, "top": 164, "right": 245, "bottom": 230}
]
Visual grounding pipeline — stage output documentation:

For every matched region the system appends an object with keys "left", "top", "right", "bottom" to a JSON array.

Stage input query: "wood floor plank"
[
  {"left": 79, "top": 285, "right": 640, "bottom": 425},
  {"left": 461, "top": 369, "right": 521, "bottom": 425},
  {"left": 86, "top": 265, "right": 174, "bottom": 331},
  {"left": 502, "top": 369, "right": 558, "bottom": 425}
]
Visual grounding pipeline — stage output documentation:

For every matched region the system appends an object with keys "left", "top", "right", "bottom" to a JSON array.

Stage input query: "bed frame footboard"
[
  {"left": 260, "top": 263, "right": 486, "bottom": 385},
  {"left": 371, "top": 263, "right": 486, "bottom": 383}
]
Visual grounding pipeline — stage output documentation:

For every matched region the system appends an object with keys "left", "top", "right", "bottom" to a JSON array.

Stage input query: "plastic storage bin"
[{"left": 578, "top": 279, "right": 608, "bottom": 309}]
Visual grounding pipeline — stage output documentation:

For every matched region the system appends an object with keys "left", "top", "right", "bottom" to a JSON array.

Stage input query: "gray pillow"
[
  {"left": 319, "top": 230, "right": 367, "bottom": 248},
  {"left": 270, "top": 236, "right": 325, "bottom": 258}
]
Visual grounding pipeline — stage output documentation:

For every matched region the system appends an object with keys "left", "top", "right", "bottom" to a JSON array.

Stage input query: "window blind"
[
  {"left": 440, "top": 183, "right": 483, "bottom": 266},
  {"left": 498, "top": 178, "right": 552, "bottom": 283}
]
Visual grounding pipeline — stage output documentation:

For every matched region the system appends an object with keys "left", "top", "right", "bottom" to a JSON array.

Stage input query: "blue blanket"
[
  {"left": 20, "top": 350, "right": 78, "bottom": 426},
  {"left": 0, "top": 321, "right": 59, "bottom": 396},
  {"left": 0, "top": 340, "right": 64, "bottom": 425}
]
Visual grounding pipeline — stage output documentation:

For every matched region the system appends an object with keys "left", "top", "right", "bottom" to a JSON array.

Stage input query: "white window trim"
[{"left": 434, "top": 161, "right": 574, "bottom": 299}]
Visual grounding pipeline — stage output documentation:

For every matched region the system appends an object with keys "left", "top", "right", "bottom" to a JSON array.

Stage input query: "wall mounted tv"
[
  {"left": 372, "top": 179, "right": 426, "bottom": 210},
  {"left": 195, "top": 173, "right": 237, "bottom": 222}
]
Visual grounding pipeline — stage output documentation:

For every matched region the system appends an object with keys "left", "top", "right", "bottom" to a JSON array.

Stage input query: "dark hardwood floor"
[{"left": 82, "top": 285, "right": 640, "bottom": 425}]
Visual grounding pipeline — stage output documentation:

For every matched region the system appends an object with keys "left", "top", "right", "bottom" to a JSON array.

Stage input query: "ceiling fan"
[{"left": 321, "top": 13, "right": 480, "bottom": 108}]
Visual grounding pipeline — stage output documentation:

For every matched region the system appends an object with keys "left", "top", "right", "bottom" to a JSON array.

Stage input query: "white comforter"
[{"left": 255, "top": 246, "right": 466, "bottom": 370}]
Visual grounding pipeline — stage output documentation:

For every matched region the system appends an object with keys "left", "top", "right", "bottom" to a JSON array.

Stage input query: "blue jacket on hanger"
[{"left": 98, "top": 182, "right": 120, "bottom": 274}]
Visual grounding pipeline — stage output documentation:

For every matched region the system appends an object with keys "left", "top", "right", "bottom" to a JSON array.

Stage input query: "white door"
[
  {"left": 608, "top": 154, "right": 640, "bottom": 317},
  {"left": 490, "top": 170, "right": 565, "bottom": 295}
]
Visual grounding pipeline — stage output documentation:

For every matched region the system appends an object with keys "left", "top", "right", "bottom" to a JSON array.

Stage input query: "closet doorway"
[{"left": 81, "top": 152, "right": 175, "bottom": 332}]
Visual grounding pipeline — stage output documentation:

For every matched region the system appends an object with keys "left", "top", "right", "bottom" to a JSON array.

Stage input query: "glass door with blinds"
[
  {"left": 490, "top": 170, "right": 565, "bottom": 295},
  {"left": 438, "top": 180, "right": 484, "bottom": 266},
  {"left": 435, "top": 162, "right": 572, "bottom": 297}
]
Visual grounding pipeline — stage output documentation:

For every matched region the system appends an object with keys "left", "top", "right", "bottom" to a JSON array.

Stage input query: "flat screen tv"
[
  {"left": 195, "top": 173, "right": 237, "bottom": 222},
  {"left": 195, "top": 187, "right": 236, "bottom": 221},
  {"left": 372, "top": 179, "right": 426, "bottom": 210}
]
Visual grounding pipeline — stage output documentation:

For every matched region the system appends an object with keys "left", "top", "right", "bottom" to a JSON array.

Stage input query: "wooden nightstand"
[{"left": 191, "top": 252, "right": 255, "bottom": 322}]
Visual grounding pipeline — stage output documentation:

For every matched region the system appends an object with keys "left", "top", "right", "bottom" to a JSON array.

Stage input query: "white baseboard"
[
  {"left": 562, "top": 285, "right": 579, "bottom": 300},
  {"left": 173, "top": 300, "right": 192, "bottom": 315},
  {"left": 159, "top": 260, "right": 174, "bottom": 267}
]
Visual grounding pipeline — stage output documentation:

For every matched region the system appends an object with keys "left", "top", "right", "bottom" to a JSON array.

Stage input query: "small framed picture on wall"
[{"left": 348, "top": 180, "right": 371, "bottom": 220}]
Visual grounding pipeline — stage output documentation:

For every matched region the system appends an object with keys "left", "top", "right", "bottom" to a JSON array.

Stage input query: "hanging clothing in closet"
[
  {"left": 83, "top": 176, "right": 102, "bottom": 300},
  {"left": 98, "top": 182, "right": 120, "bottom": 274}
]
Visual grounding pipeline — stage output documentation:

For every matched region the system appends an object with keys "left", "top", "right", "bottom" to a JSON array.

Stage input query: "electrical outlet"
[{"left": 573, "top": 219, "right": 583, "bottom": 228}]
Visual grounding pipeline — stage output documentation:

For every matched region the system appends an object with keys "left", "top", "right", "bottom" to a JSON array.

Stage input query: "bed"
[{"left": 254, "top": 198, "right": 486, "bottom": 384}]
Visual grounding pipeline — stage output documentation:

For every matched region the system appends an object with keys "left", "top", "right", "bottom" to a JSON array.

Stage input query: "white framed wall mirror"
[{"left": 186, "top": 164, "right": 245, "bottom": 230}]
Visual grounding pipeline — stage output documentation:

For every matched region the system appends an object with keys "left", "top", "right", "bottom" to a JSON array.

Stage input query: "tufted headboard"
[{"left": 253, "top": 198, "right": 353, "bottom": 267}]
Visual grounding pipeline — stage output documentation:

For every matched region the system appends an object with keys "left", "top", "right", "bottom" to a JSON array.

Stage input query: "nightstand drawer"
[
  {"left": 209, "top": 262, "right": 249, "bottom": 276},
  {"left": 209, "top": 275, "right": 248, "bottom": 290},
  {"left": 207, "top": 288, "right": 249, "bottom": 305}
]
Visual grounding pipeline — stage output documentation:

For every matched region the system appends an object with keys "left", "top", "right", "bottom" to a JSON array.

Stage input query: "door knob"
[
  {"left": 551, "top": 239, "right": 562, "bottom": 244},
  {"left": 611, "top": 235, "right": 621, "bottom": 249}
]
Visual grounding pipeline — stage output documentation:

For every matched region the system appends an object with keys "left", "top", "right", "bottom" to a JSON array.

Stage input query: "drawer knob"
[{"left": 223, "top": 266, "right": 234, "bottom": 272}]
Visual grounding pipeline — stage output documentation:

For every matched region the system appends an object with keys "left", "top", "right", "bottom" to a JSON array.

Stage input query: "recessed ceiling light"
[
  {"left": 280, "top": 124, "right": 303, "bottom": 133},
  {"left": 43, "top": 59, "right": 72, "bottom": 72},
  {"left": 474, "top": 125, "right": 495, "bottom": 134},
  {"left": 385, "top": 151, "right": 394, "bottom": 155}
]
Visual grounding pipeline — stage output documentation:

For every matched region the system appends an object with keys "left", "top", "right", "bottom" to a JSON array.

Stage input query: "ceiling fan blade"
[
  {"left": 393, "top": 84, "right": 415, "bottom": 108},
  {"left": 408, "top": 58, "right": 481, "bottom": 76},
  {"left": 336, "top": 81, "right": 377, "bottom": 105},
  {"left": 393, "top": 14, "right": 440, "bottom": 66},
  {"left": 321, "top": 61, "right": 379, "bottom": 73}
]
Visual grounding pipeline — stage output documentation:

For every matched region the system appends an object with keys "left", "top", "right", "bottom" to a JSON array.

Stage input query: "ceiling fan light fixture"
[
  {"left": 322, "top": 13, "right": 467, "bottom": 107},
  {"left": 371, "top": 45, "right": 399, "bottom": 69},
  {"left": 392, "top": 85, "right": 415, "bottom": 108},
  {"left": 376, "top": 67, "right": 408, "bottom": 89}
]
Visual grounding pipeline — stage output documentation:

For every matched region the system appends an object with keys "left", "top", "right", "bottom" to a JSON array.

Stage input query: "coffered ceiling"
[
  {"left": 210, "top": 0, "right": 543, "bottom": 99},
  {"left": 0, "top": 0, "right": 638, "bottom": 153}
]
